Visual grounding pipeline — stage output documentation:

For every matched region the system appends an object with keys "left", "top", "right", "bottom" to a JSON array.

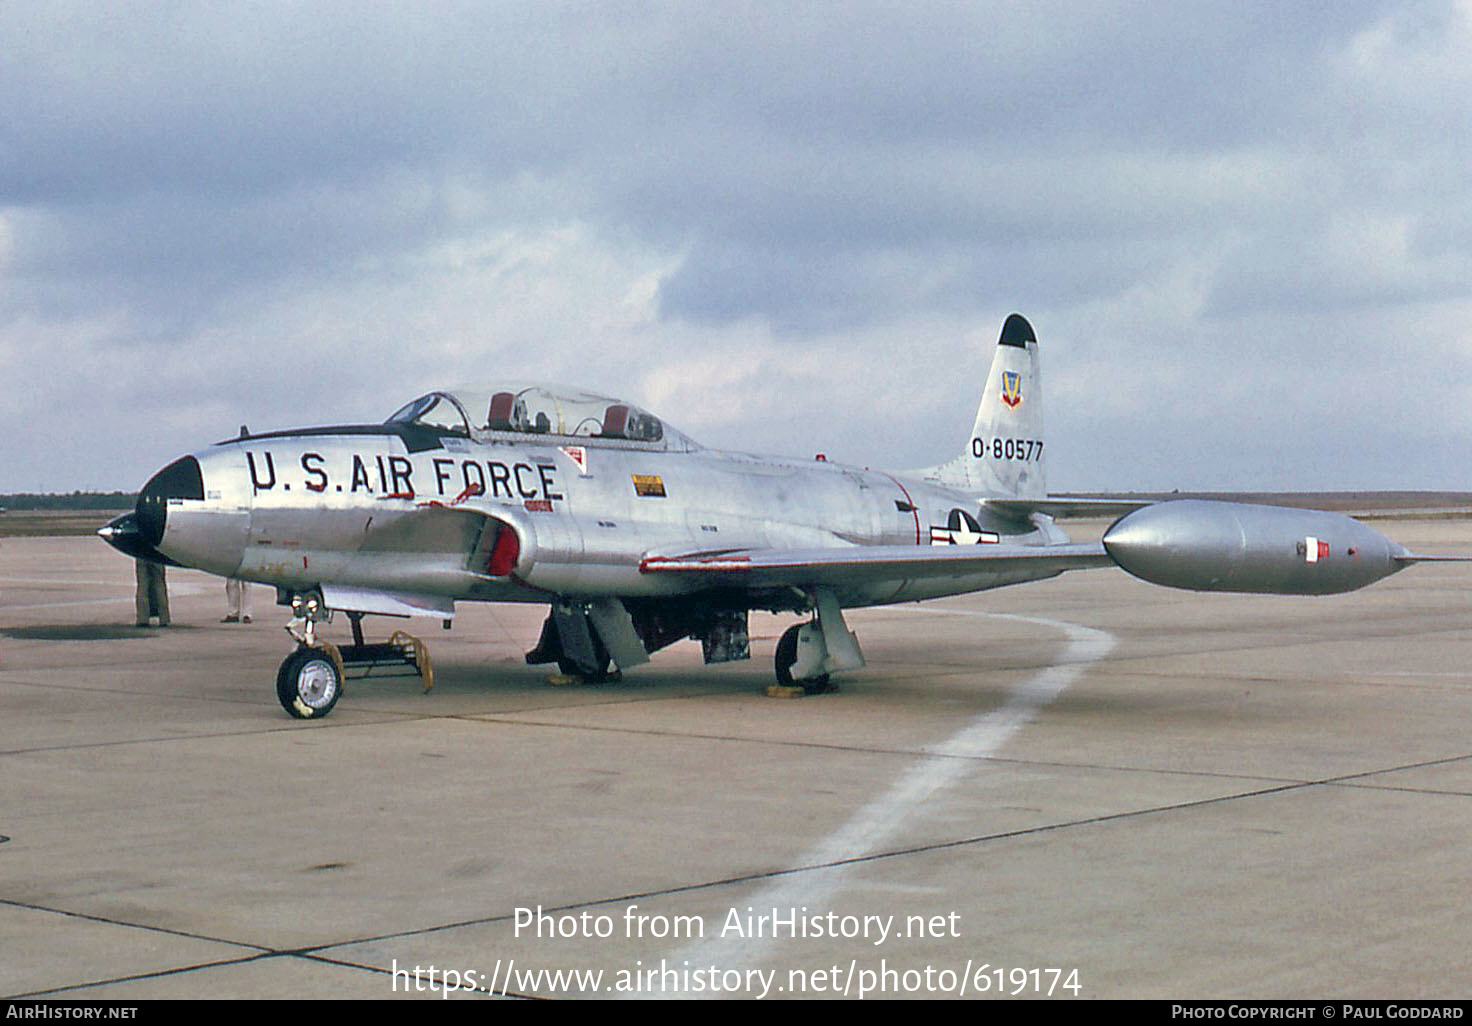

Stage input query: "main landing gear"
[
  {"left": 773, "top": 623, "right": 832, "bottom": 695},
  {"left": 276, "top": 594, "right": 433, "bottom": 719},
  {"left": 770, "top": 590, "right": 866, "bottom": 697},
  {"left": 524, "top": 602, "right": 622, "bottom": 684}
]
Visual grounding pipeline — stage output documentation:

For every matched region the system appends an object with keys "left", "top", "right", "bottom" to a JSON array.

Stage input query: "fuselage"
[{"left": 128, "top": 419, "right": 1069, "bottom": 614}]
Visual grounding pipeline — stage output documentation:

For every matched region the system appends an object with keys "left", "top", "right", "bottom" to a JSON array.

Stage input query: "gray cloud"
[{"left": 2, "top": 1, "right": 1469, "bottom": 492}]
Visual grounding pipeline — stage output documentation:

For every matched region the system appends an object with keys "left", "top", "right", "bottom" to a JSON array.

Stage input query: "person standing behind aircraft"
[
  {"left": 223, "top": 578, "right": 252, "bottom": 623},
  {"left": 135, "top": 559, "right": 169, "bottom": 627}
]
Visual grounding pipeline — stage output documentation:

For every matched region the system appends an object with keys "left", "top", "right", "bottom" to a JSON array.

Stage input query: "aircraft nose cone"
[
  {"left": 97, "top": 512, "right": 134, "bottom": 544},
  {"left": 97, "top": 511, "right": 176, "bottom": 565},
  {"left": 97, "top": 509, "right": 133, "bottom": 547}
]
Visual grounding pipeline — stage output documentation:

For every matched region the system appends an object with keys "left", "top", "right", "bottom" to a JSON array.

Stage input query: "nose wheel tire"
[
  {"left": 774, "top": 623, "right": 832, "bottom": 695},
  {"left": 277, "top": 647, "right": 343, "bottom": 719}
]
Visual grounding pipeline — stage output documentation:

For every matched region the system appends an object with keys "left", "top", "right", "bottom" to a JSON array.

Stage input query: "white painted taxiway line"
[{"left": 661, "top": 613, "right": 1116, "bottom": 977}]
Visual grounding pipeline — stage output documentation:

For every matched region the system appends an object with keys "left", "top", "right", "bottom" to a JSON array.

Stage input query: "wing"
[{"left": 640, "top": 541, "right": 1113, "bottom": 590}]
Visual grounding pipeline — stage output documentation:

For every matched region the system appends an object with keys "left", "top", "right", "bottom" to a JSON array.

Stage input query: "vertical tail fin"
[{"left": 914, "top": 313, "right": 1046, "bottom": 499}]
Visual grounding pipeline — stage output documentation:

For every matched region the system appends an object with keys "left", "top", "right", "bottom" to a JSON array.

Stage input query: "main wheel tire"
[
  {"left": 774, "top": 623, "right": 830, "bottom": 694},
  {"left": 557, "top": 653, "right": 614, "bottom": 682},
  {"left": 557, "top": 629, "right": 613, "bottom": 682},
  {"left": 277, "top": 647, "right": 343, "bottom": 719}
]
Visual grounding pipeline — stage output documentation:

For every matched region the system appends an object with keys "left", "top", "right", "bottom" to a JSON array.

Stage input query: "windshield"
[{"left": 385, "top": 393, "right": 471, "bottom": 436}]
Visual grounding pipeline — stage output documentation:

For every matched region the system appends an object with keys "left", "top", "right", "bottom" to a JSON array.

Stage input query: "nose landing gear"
[
  {"left": 278, "top": 646, "right": 343, "bottom": 719},
  {"left": 275, "top": 594, "right": 433, "bottom": 719},
  {"left": 277, "top": 593, "right": 344, "bottom": 719}
]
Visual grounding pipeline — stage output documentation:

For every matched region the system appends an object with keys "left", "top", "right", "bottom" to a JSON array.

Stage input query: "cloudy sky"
[{"left": 3, "top": 1, "right": 1469, "bottom": 493}]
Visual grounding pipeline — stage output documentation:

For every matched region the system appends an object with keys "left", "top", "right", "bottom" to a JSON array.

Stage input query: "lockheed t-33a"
[{"left": 99, "top": 315, "right": 1460, "bottom": 717}]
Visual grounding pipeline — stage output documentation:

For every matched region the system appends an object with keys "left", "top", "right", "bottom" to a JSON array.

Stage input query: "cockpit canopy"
[{"left": 386, "top": 385, "right": 698, "bottom": 451}]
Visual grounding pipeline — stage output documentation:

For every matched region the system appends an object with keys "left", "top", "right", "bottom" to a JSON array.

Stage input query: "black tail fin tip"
[{"left": 998, "top": 313, "right": 1036, "bottom": 348}]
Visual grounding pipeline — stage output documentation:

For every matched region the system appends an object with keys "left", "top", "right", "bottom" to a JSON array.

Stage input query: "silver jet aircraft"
[{"left": 99, "top": 315, "right": 1460, "bottom": 717}]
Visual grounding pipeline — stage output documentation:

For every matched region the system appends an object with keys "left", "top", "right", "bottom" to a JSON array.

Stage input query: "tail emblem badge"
[{"left": 1000, "top": 371, "right": 1023, "bottom": 409}]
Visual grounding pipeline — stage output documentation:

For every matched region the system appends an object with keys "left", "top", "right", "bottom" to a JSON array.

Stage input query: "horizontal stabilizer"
[{"left": 987, "top": 496, "right": 1155, "bottom": 521}]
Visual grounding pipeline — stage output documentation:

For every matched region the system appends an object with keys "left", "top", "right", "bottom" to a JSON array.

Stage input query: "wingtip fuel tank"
[{"left": 1102, "top": 500, "right": 1408, "bottom": 595}]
